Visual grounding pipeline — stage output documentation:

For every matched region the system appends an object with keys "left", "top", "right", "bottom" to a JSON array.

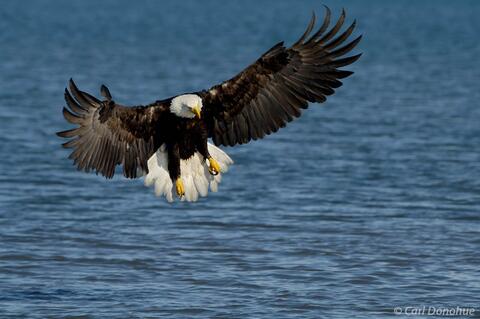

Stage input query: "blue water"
[{"left": 1, "top": 0, "right": 479, "bottom": 318}]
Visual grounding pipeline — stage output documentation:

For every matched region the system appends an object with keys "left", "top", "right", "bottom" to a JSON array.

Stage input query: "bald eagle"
[{"left": 57, "top": 7, "right": 362, "bottom": 202}]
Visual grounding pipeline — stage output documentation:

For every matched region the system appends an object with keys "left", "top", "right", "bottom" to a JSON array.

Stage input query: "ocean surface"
[{"left": 1, "top": 0, "right": 479, "bottom": 318}]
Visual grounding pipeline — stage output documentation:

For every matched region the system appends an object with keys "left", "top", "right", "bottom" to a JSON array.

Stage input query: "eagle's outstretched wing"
[
  {"left": 57, "top": 79, "right": 170, "bottom": 179},
  {"left": 199, "top": 8, "right": 362, "bottom": 146}
]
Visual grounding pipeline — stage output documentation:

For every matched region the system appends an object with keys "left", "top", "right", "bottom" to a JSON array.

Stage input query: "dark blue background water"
[{"left": 1, "top": 0, "right": 479, "bottom": 318}]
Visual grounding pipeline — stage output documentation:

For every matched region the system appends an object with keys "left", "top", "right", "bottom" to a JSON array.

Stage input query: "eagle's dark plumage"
[
  {"left": 57, "top": 7, "right": 362, "bottom": 202},
  {"left": 200, "top": 8, "right": 361, "bottom": 146},
  {"left": 58, "top": 80, "right": 170, "bottom": 178}
]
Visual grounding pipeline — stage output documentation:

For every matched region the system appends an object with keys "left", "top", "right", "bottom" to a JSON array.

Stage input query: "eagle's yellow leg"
[
  {"left": 175, "top": 178, "right": 185, "bottom": 197},
  {"left": 208, "top": 156, "right": 221, "bottom": 175}
]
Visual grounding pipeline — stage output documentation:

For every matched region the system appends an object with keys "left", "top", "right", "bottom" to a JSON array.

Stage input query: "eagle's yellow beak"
[{"left": 192, "top": 104, "right": 201, "bottom": 119}]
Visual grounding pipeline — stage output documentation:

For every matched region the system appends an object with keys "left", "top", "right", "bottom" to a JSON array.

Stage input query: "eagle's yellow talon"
[
  {"left": 175, "top": 178, "right": 185, "bottom": 197},
  {"left": 208, "top": 157, "right": 221, "bottom": 175}
]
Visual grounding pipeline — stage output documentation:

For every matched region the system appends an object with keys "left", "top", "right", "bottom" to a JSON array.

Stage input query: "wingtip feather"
[{"left": 100, "top": 84, "right": 112, "bottom": 101}]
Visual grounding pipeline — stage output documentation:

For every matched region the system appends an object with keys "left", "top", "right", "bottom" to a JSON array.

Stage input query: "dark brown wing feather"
[
  {"left": 57, "top": 79, "right": 170, "bottom": 179},
  {"left": 199, "top": 7, "right": 362, "bottom": 146}
]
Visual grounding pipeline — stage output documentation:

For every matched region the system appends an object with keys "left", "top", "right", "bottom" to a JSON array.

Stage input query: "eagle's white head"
[{"left": 170, "top": 94, "right": 203, "bottom": 119}]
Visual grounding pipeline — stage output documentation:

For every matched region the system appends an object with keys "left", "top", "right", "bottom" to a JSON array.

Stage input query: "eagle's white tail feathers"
[{"left": 144, "top": 143, "right": 233, "bottom": 202}]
